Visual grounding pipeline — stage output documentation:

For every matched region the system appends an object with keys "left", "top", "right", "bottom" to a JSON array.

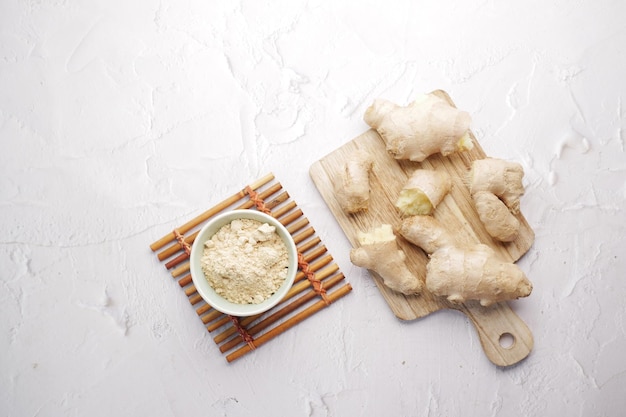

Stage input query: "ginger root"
[
  {"left": 350, "top": 224, "right": 423, "bottom": 295},
  {"left": 469, "top": 158, "right": 525, "bottom": 242},
  {"left": 364, "top": 93, "right": 473, "bottom": 162},
  {"left": 472, "top": 191, "right": 520, "bottom": 242},
  {"left": 426, "top": 244, "right": 532, "bottom": 306},
  {"left": 470, "top": 158, "right": 524, "bottom": 214},
  {"left": 395, "top": 169, "right": 452, "bottom": 216},
  {"left": 397, "top": 214, "right": 532, "bottom": 306},
  {"left": 334, "top": 149, "right": 374, "bottom": 214},
  {"left": 398, "top": 215, "right": 459, "bottom": 255}
]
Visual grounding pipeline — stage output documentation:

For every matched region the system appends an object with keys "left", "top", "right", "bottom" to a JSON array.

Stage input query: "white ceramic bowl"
[{"left": 189, "top": 209, "right": 297, "bottom": 317}]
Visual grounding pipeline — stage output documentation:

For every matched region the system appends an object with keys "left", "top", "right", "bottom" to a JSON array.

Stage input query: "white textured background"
[{"left": 2, "top": 1, "right": 625, "bottom": 416}]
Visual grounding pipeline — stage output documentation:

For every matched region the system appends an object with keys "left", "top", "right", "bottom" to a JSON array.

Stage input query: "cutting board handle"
[{"left": 459, "top": 302, "right": 534, "bottom": 367}]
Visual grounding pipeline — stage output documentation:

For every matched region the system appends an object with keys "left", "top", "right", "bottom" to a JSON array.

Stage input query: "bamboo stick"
[
  {"left": 225, "top": 283, "right": 353, "bottom": 362},
  {"left": 206, "top": 315, "right": 232, "bottom": 333},
  {"left": 218, "top": 273, "right": 346, "bottom": 350},
  {"left": 234, "top": 183, "right": 283, "bottom": 210},
  {"left": 178, "top": 274, "right": 192, "bottom": 287},
  {"left": 171, "top": 262, "right": 189, "bottom": 278},
  {"left": 272, "top": 201, "right": 297, "bottom": 219},
  {"left": 189, "top": 293, "right": 203, "bottom": 305},
  {"left": 296, "top": 237, "right": 321, "bottom": 254},
  {"left": 184, "top": 285, "right": 196, "bottom": 297},
  {"left": 150, "top": 173, "right": 275, "bottom": 251},
  {"left": 282, "top": 277, "right": 317, "bottom": 307},
  {"left": 294, "top": 254, "right": 332, "bottom": 283},
  {"left": 287, "top": 217, "right": 309, "bottom": 235},
  {"left": 279, "top": 209, "right": 303, "bottom": 227},
  {"left": 200, "top": 307, "right": 223, "bottom": 324},
  {"left": 302, "top": 244, "right": 327, "bottom": 263},
  {"left": 263, "top": 192, "right": 291, "bottom": 212},
  {"left": 292, "top": 227, "right": 315, "bottom": 244},
  {"left": 165, "top": 251, "right": 190, "bottom": 270},
  {"left": 196, "top": 302, "right": 212, "bottom": 316},
  {"left": 306, "top": 263, "right": 339, "bottom": 282},
  {"left": 265, "top": 192, "right": 292, "bottom": 211},
  {"left": 158, "top": 231, "right": 199, "bottom": 261}
]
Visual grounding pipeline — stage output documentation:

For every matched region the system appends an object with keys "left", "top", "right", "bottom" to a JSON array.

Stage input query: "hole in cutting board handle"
[{"left": 499, "top": 332, "right": 516, "bottom": 349}]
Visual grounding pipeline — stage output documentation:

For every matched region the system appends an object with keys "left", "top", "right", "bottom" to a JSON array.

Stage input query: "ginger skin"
[
  {"left": 469, "top": 158, "right": 525, "bottom": 242},
  {"left": 399, "top": 216, "right": 532, "bottom": 306},
  {"left": 395, "top": 169, "right": 452, "bottom": 216},
  {"left": 350, "top": 224, "right": 423, "bottom": 295},
  {"left": 470, "top": 158, "right": 525, "bottom": 214},
  {"left": 364, "top": 94, "right": 473, "bottom": 162},
  {"left": 426, "top": 244, "right": 532, "bottom": 306},
  {"left": 398, "top": 215, "right": 458, "bottom": 255},
  {"left": 472, "top": 191, "right": 520, "bottom": 242},
  {"left": 334, "top": 150, "right": 374, "bottom": 214}
]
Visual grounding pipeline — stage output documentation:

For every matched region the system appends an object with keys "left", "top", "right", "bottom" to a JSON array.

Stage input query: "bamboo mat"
[{"left": 149, "top": 173, "right": 352, "bottom": 362}]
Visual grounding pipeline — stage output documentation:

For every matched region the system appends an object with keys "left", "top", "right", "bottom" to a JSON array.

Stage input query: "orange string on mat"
[
  {"left": 298, "top": 252, "right": 330, "bottom": 305},
  {"left": 173, "top": 229, "right": 191, "bottom": 255},
  {"left": 245, "top": 185, "right": 272, "bottom": 215},
  {"left": 228, "top": 315, "right": 256, "bottom": 350}
]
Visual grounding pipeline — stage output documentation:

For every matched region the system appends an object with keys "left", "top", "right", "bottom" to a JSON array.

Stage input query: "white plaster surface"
[{"left": 2, "top": 0, "right": 625, "bottom": 416}]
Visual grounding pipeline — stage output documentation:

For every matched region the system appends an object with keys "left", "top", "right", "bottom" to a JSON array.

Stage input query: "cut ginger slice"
[{"left": 395, "top": 169, "right": 452, "bottom": 216}]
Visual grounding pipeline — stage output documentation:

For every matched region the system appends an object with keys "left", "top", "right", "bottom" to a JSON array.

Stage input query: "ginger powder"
[{"left": 200, "top": 218, "right": 289, "bottom": 304}]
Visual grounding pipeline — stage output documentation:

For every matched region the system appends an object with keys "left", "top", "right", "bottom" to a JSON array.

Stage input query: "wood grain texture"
[{"left": 309, "top": 90, "right": 535, "bottom": 366}]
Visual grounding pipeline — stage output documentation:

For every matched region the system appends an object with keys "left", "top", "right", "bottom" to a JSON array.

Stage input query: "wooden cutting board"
[{"left": 309, "top": 90, "right": 535, "bottom": 366}]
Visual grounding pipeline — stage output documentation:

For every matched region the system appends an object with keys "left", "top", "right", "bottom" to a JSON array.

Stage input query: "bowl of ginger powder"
[{"left": 190, "top": 209, "right": 297, "bottom": 317}]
